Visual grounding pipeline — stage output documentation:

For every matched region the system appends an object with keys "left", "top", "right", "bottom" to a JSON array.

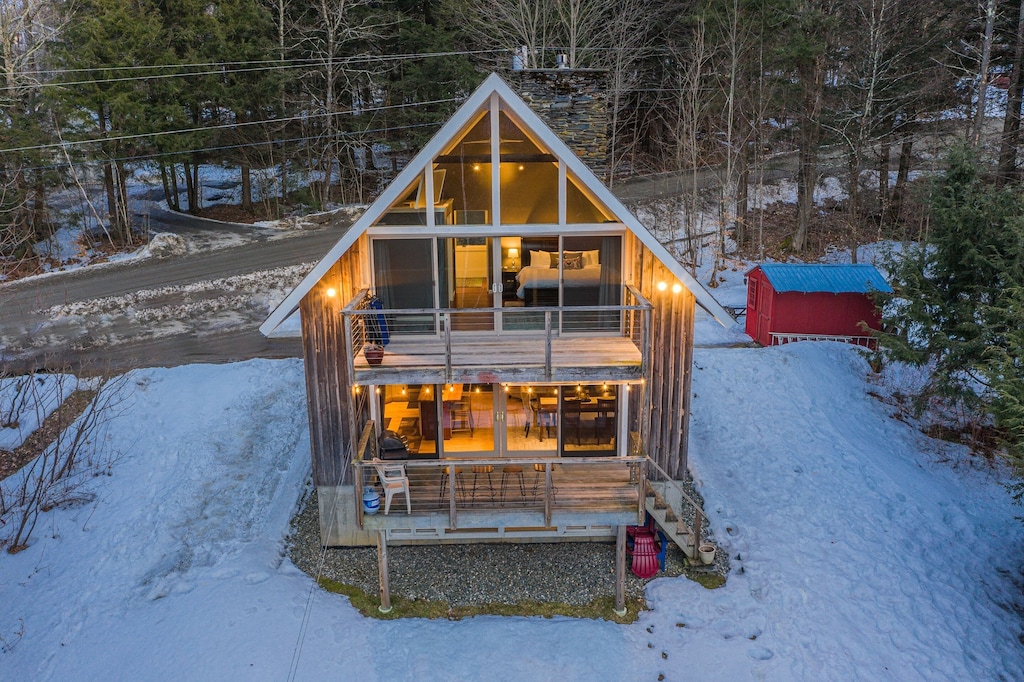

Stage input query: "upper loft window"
[
  {"left": 374, "top": 95, "right": 615, "bottom": 229},
  {"left": 567, "top": 172, "right": 613, "bottom": 224}
]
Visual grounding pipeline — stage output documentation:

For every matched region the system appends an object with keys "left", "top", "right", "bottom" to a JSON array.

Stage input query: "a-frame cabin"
[{"left": 262, "top": 72, "right": 732, "bottom": 608}]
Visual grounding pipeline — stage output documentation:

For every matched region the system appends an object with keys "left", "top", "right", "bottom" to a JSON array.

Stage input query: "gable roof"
[
  {"left": 261, "top": 73, "right": 734, "bottom": 335},
  {"left": 751, "top": 263, "right": 893, "bottom": 294}
]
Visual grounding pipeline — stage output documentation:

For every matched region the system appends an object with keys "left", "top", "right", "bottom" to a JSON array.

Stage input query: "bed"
[{"left": 516, "top": 246, "right": 603, "bottom": 306}]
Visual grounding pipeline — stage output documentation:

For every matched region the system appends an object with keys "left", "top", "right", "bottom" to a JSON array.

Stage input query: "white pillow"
[
  {"left": 530, "top": 249, "right": 551, "bottom": 267},
  {"left": 582, "top": 249, "right": 600, "bottom": 266}
]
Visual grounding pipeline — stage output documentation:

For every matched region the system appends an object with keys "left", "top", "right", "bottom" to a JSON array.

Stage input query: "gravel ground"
[{"left": 288, "top": 486, "right": 728, "bottom": 609}]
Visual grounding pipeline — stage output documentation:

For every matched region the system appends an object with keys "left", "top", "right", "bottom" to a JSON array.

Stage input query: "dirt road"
[{"left": 1, "top": 210, "right": 353, "bottom": 373}]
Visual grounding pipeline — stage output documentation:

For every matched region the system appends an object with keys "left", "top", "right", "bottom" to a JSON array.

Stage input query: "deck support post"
[
  {"left": 543, "top": 462, "right": 552, "bottom": 526},
  {"left": 377, "top": 530, "right": 392, "bottom": 613},
  {"left": 614, "top": 525, "right": 626, "bottom": 616}
]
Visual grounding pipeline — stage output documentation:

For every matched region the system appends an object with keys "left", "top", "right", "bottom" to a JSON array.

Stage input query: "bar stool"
[
  {"left": 499, "top": 465, "right": 526, "bottom": 506},
  {"left": 438, "top": 465, "right": 465, "bottom": 505},
  {"left": 469, "top": 464, "right": 496, "bottom": 504},
  {"left": 530, "top": 462, "right": 558, "bottom": 501}
]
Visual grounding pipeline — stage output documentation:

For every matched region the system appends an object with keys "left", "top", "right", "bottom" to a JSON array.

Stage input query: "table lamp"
[{"left": 507, "top": 247, "right": 518, "bottom": 269}]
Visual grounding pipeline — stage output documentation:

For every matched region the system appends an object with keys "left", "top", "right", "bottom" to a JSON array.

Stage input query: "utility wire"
[
  {"left": 6, "top": 49, "right": 505, "bottom": 92},
  {"left": 0, "top": 97, "right": 464, "bottom": 155},
  {"left": 12, "top": 121, "right": 445, "bottom": 174}
]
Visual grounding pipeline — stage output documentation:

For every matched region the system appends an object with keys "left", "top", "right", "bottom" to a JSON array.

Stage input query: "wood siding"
[
  {"left": 301, "top": 239, "right": 367, "bottom": 487},
  {"left": 628, "top": 233, "right": 696, "bottom": 478}
]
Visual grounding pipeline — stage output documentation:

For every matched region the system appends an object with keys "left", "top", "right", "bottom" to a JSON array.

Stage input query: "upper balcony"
[{"left": 342, "top": 287, "right": 652, "bottom": 386}]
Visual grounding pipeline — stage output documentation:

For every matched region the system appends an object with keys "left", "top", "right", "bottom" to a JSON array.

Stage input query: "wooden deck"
[
  {"left": 354, "top": 336, "right": 643, "bottom": 385},
  {"left": 356, "top": 457, "right": 645, "bottom": 535}
]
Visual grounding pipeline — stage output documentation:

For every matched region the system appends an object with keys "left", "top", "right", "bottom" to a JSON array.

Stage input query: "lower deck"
[{"left": 350, "top": 456, "right": 646, "bottom": 542}]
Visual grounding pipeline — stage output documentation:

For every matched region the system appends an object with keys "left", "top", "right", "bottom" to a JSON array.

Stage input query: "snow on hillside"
[{"left": 2, "top": 347, "right": 1021, "bottom": 680}]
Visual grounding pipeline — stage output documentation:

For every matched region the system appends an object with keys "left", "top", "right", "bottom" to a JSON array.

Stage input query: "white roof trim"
[{"left": 261, "top": 73, "right": 734, "bottom": 335}]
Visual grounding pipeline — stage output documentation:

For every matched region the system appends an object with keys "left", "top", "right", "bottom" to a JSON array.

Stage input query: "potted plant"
[{"left": 364, "top": 343, "right": 385, "bottom": 365}]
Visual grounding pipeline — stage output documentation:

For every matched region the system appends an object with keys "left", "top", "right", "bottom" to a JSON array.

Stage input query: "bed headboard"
[{"left": 520, "top": 237, "right": 558, "bottom": 267}]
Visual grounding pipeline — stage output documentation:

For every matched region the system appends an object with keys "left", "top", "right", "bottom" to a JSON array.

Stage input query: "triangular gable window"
[
  {"left": 433, "top": 109, "right": 492, "bottom": 225},
  {"left": 373, "top": 93, "right": 610, "bottom": 229},
  {"left": 496, "top": 110, "right": 557, "bottom": 224},
  {"left": 567, "top": 171, "right": 613, "bottom": 224}
]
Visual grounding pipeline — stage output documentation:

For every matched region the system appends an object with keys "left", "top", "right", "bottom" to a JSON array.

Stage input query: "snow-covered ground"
[{"left": 2, "top": 346, "right": 1021, "bottom": 680}]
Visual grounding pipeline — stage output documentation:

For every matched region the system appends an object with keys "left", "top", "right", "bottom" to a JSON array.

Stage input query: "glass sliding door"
[
  {"left": 503, "top": 385, "right": 559, "bottom": 454},
  {"left": 560, "top": 384, "right": 618, "bottom": 456},
  {"left": 440, "top": 237, "right": 494, "bottom": 332},
  {"left": 372, "top": 239, "right": 435, "bottom": 335},
  {"left": 561, "top": 235, "right": 622, "bottom": 333}
]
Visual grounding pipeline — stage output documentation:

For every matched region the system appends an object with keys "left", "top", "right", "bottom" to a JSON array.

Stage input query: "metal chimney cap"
[{"left": 556, "top": 54, "right": 568, "bottom": 69}]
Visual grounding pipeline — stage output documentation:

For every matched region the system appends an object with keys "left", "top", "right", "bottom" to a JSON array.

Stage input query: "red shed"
[{"left": 745, "top": 263, "right": 892, "bottom": 347}]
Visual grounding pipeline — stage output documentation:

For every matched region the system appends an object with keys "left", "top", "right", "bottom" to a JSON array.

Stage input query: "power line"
[
  {"left": 6, "top": 49, "right": 505, "bottom": 93},
  {"left": 13, "top": 121, "right": 445, "bottom": 174},
  {"left": 0, "top": 97, "right": 464, "bottom": 155}
]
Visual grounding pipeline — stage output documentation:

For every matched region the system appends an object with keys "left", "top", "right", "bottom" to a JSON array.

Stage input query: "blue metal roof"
[{"left": 752, "top": 263, "right": 893, "bottom": 294}]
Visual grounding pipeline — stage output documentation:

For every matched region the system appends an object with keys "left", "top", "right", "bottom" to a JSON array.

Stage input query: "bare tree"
[
  {"left": 971, "top": 0, "right": 998, "bottom": 146},
  {"left": 662, "top": 20, "right": 716, "bottom": 271},
  {"left": 464, "top": 0, "right": 553, "bottom": 69},
  {"left": 592, "top": 0, "right": 659, "bottom": 184},
  {"left": 553, "top": 0, "right": 606, "bottom": 68},
  {"left": 0, "top": 0, "right": 65, "bottom": 266},
  {"left": 998, "top": 0, "right": 1024, "bottom": 183},
  {"left": 292, "top": 0, "right": 391, "bottom": 206},
  {"left": 1, "top": 370, "right": 132, "bottom": 553}
]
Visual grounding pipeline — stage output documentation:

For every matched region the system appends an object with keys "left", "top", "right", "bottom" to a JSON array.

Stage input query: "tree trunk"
[
  {"left": 888, "top": 134, "right": 914, "bottom": 226},
  {"left": 241, "top": 163, "right": 252, "bottom": 212},
  {"left": 97, "top": 106, "right": 117, "bottom": 241},
  {"left": 159, "top": 163, "right": 172, "bottom": 210},
  {"left": 794, "top": 55, "right": 825, "bottom": 252},
  {"left": 170, "top": 164, "right": 180, "bottom": 212},
  {"left": 998, "top": 0, "right": 1024, "bottom": 184},
  {"left": 183, "top": 160, "right": 197, "bottom": 213},
  {"left": 735, "top": 145, "right": 749, "bottom": 245},
  {"left": 115, "top": 158, "right": 131, "bottom": 243},
  {"left": 877, "top": 138, "right": 891, "bottom": 227},
  {"left": 972, "top": 0, "right": 997, "bottom": 146}
]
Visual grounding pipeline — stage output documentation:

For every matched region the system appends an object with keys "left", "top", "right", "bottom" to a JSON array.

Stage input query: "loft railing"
[{"left": 342, "top": 286, "right": 652, "bottom": 379}]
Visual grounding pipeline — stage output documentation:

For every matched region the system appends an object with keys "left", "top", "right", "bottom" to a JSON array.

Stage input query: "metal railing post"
[
  {"left": 544, "top": 311, "right": 552, "bottom": 379},
  {"left": 443, "top": 313, "right": 452, "bottom": 382}
]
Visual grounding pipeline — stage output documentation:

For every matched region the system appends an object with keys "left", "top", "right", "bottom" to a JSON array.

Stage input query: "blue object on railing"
[{"left": 366, "top": 295, "right": 390, "bottom": 347}]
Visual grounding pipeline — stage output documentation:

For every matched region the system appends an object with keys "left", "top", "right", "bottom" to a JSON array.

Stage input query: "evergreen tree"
[{"left": 878, "top": 146, "right": 1024, "bottom": 491}]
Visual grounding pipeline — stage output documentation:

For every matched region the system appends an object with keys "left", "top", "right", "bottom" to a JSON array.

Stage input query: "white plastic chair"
[{"left": 373, "top": 461, "right": 411, "bottom": 514}]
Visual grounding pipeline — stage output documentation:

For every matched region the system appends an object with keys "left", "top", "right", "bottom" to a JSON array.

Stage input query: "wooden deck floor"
[
  {"left": 372, "top": 460, "right": 641, "bottom": 516},
  {"left": 354, "top": 336, "right": 642, "bottom": 384}
]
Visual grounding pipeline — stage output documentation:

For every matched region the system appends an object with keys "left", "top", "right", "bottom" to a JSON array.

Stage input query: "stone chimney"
[{"left": 514, "top": 68, "right": 608, "bottom": 179}]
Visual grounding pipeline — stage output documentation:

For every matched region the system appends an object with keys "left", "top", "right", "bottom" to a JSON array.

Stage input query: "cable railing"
[
  {"left": 352, "top": 431, "right": 646, "bottom": 530},
  {"left": 342, "top": 286, "right": 652, "bottom": 380}
]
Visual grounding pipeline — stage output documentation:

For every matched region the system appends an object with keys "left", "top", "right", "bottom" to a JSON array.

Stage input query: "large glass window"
[
  {"left": 372, "top": 239, "right": 435, "bottom": 334},
  {"left": 380, "top": 384, "right": 438, "bottom": 456},
  {"left": 560, "top": 384, "right": 618, "bottom": 456},
  {"left": 561, "top": 235, "right": 622, "bottom": 331}
]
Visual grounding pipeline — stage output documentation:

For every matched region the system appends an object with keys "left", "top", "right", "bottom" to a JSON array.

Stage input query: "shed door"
[{"left": 757, "top": 282, "right": 772, "bottom": 344}]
